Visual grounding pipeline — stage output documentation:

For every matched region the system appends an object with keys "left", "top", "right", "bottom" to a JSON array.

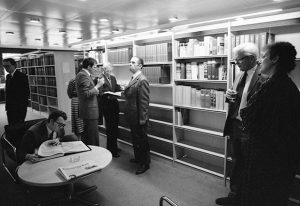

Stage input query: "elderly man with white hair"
[
  {"left": 99, "top": 62, "right": 122, "bottom": 158},
  {"left": 216, "top": 43, "right": 267, "bottom": 205}
]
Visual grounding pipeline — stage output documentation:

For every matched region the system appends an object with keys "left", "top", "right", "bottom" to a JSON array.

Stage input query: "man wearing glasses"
[
  {"left": 18, "top": 110, "right": 77, "bottom": 163},
  {"left": 216, "top": 43, "right": 267, "bottom": 205}
]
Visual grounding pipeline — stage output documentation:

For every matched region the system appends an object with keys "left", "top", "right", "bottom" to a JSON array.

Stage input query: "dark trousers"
[
  {"left": 83, "top": 119, "right": 99, "bottom": 146},
  {"left": 7, "top": 106, "right": 27, "bottom": 125},
  {"left": 102, "top": 99, "right": 119, "bottom": 154},
  {"left": 129, "top": 122, "right": 150, "bottom": 165},
  {"left": 229, "top": 119, "right": 249, "bottom": 197}
]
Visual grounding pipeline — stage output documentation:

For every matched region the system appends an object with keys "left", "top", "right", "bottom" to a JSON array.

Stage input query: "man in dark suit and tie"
[
  {"left": 216, "top": 43, "right": 267, "bottom": 205},
  {"left": 99, "top": 62, "right": 122, "bottom": 158},
  {"left": 18, "top": 110, "right": 77, "bottom": 163},
  {"left": 124, "top": 56, "right": 150, "bottom": 175},
  {"left": 3, "top": 58, "right": 29, "bottom": 125},
  {"left": 76, "top": 57, "right": 104, "bottom": 146}
]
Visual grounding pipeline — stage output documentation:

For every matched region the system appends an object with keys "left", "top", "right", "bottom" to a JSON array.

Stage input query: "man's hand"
[
  {"left": 95, "top": 77, "right": 105, "bottom": 89},
  {"left": 25, "top": 154, "right": 40, "bottom": 163},
  {"left": 47, "top": 139, "right": 61, "bottom": 146}
]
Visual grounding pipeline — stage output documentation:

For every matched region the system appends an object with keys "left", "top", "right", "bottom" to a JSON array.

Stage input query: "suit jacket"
[
  {"left": 5, "top": 69, "right": 29, "bottom": 111},
  {"left": 223, "top": 65, "right": 266, "bottom": 136},
  {"left": 18, "top": 120, "right": 65, "bottom": 162},
  {"left": 99, "top": 74, "right": 121, "bottom": 98},
  {"left": 75, "top": 70, "right": 99, "bottom": 119},
  {"left": 124, "top": 73, "right": 150, "bottom": 125}
]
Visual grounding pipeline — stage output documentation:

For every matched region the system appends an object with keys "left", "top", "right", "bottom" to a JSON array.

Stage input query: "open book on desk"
[
  {"left": 103, "top": 91, "right": 122, "bottom": 97},
  {"left": 36, "top": 140, "right": 91, "bottom": 161},
  {"left": 57, "top": 160, "right": 102, "bottom": 181}
]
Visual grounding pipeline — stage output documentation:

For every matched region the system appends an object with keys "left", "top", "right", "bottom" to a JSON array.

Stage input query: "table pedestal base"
[{"left": 68, "top": 183, "right": 99, "bottom": 206}]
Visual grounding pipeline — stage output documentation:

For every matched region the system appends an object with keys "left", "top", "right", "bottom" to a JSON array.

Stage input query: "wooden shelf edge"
[
  {"left": 174, "top": 104, "right": 226, "bottom": 113},
  {"left": 174, "top": 55, "right": 227, "bottom": 60},
  {"left": 175, "top": 142, "right": 224, "bottom": 158},
  {"left": 174, "top": 79, "right": 227, "bottom": 83},
  {"left": 174, "top": 125, "right": 223, "bottom": 136}
]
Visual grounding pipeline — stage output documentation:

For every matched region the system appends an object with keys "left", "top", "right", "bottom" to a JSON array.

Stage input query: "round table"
[{"left": 17, "top": 146, "right": 112, "bottom": 205}]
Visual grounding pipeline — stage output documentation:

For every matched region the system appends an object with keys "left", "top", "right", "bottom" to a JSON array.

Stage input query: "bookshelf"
[
  {"left": 173, "top": 25, "right": 229, "bottom": 176},
  {"left": 16, "top": 51, "right": 76, "bottom": 118}
]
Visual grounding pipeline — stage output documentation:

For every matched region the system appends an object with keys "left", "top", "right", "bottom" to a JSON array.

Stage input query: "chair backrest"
[{"left": 4, "top": 118, "right": 47, "bottom": 149}]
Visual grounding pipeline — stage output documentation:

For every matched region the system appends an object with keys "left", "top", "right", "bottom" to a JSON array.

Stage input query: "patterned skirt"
[{"left": 71, "top": 97, "right": 84, "bottom": 135}]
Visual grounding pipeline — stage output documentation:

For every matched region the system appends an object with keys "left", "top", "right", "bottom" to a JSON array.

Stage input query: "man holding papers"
[
  {"left": 18, "top": 110, "right": 77, "bottom": 163},
  {"left": 99, "top": 63, "right": 123, "bottom": 158}
]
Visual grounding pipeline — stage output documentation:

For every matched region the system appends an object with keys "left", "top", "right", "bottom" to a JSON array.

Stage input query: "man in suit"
[
  {"left": 99, "top": 62, "right": 122, "bottom": 158},
  {"left": 216, "top": 43, "right": 267, "bottom": 205},
  {"left": 18, "top": 110, "right": 77, "bottom": 163},
  {"left": 124, "top": 56, "right": 150, "bottom": 175},
  {"left": 76, "top": 57, "right": 104, "bottom": 146},
  {"left": 3, "top": 58, "right": 30, "bottom": 125}
]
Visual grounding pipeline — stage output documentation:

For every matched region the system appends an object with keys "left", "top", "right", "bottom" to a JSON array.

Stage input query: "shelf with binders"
[
  {"left": 135, "top": 35, "right": 173, "bottom": 85},
  {"left": 107, "top": 43, "right": 133, "bottom": 65},
  {"left": 174, "top": 57, "right": 228, "bottom": 82},
  {"left": 174, "top": 80, "right": 227, "bottom": 114}
]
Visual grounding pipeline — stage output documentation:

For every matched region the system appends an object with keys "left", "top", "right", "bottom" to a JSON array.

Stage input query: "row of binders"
[
  {"left": 143, "top": 66, "right": 171, "bottom": 84},
  {"left": 176, "top": 61, "right": 227, "bottom": 80},
  {"left": 175, "top": 35, "right": 228, "bottom": 57},
  {"left": 175, "top": 86, "right": 227, "bottom": 111},
  {"left": 107, "top": 47, "right": 133, "bottom": 64},
  {"left": 136, "top": 43, "right": 172, "bottom": 63},
  {"left": 175, "top": 32, "right": 275, "bottom": 58}
]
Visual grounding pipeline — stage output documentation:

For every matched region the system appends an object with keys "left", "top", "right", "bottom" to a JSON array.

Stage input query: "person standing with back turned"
[
  {"left": 124, "top": 56, "right": 150, "bottom": 175},
  {"left": 216, "top": 43, "right": 266, "bottom": 205},
  {"left": 3, "top": 58, "right": 30, "bottom": 125},
  {"left": 76, "top": 57, "right": 104, "bottom": 146}
]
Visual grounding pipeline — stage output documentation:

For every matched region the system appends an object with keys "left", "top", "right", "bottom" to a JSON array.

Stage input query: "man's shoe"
[
  {"left": 112, "top": 153, "right": 120, "bottom": 158},
  {"left": 130, "top": 158, "right": 139, "bottom": 163},
  {"left": 135, "top": 164, "right": 150, "bottom": 175},
  {"left": 215, "top": 196, "right": 238, "bottom": 205}
]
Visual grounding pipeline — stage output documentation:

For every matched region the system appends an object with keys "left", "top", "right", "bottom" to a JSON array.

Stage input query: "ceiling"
[{"left": 1, "top": 0, "right": 300, "bottom": 53}]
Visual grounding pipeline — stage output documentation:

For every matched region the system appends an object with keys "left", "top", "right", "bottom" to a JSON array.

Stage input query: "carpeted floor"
[{"left": 0, "top": 104, "right": 229, "bottom": 206}]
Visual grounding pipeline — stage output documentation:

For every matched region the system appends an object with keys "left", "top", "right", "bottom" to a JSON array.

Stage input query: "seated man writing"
[{"left": 18, "top": 110, "right": 77, "bottom": 163}]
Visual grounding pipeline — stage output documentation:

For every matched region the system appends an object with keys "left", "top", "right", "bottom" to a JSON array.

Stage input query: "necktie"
[
  {"left": 231, "top": 72, "right": 248, "bottom": 118},
  {"left": 49, "top": 131, "right": 54, "bottom": 139}
]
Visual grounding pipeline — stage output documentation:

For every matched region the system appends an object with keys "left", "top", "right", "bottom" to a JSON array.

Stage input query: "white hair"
[{"left": 233, "top": 43, "right": 259, "bottom": 59}]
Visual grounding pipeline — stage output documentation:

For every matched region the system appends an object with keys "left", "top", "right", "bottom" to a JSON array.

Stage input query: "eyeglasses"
[
  {"left": 234, "top": 56, "right": 249, "bottom": 64},
  {"left": 55, "top": 121, "right": 66, "bottom": 128}
]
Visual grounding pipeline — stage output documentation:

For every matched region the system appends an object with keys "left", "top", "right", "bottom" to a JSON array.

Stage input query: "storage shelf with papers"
[
  {"left": 135, "top": 34, "right": 173, "bottom": 85},
  {"left": 15, "top": 51, "right": 75, "bottom": 117},
  {"left": 172, "top": 25, "right": 229, "bottom": 176}
]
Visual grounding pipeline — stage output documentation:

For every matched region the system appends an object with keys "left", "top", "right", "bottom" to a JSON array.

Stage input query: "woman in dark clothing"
[{"left": 240, "top": 42, "right": 300, "bottom": 206}]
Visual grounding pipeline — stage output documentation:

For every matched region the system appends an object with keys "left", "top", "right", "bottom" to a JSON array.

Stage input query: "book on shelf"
[
  {"left": 37, "top": 140, "right": 91, "bottom": 161},
  {"left": 57, "top": 160, "right": 102, "bottom": 181},
  {"left": 103, "top": 91, "right": 122, "bottom": 97}
]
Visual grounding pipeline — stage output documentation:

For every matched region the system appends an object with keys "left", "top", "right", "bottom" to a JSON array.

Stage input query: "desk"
[{"left": 17, "top": 146, "right": 112, "bottom": 205}]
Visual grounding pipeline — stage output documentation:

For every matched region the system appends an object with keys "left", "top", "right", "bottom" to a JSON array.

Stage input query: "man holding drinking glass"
[{"left": 216, "top": 43, "right": 267, "bottom": 205}]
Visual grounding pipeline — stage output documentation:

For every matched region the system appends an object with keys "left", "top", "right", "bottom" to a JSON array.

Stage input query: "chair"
[
  {"left": 159, "top": 196, "right": 179, "bottom": 206},
  {"left": 1, "top": 118, "right": 46, "bottom": 182}
]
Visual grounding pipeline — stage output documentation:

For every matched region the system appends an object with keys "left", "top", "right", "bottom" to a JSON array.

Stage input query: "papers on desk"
[
  {"left": 37, "top": 140, "right": 90, "bottom": 161},
  {"left": 57, "top": 160, "right": 102, "bottom": 181},
  {"left": 103, "top": 91, "right": 122, "bottom": 97}
]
